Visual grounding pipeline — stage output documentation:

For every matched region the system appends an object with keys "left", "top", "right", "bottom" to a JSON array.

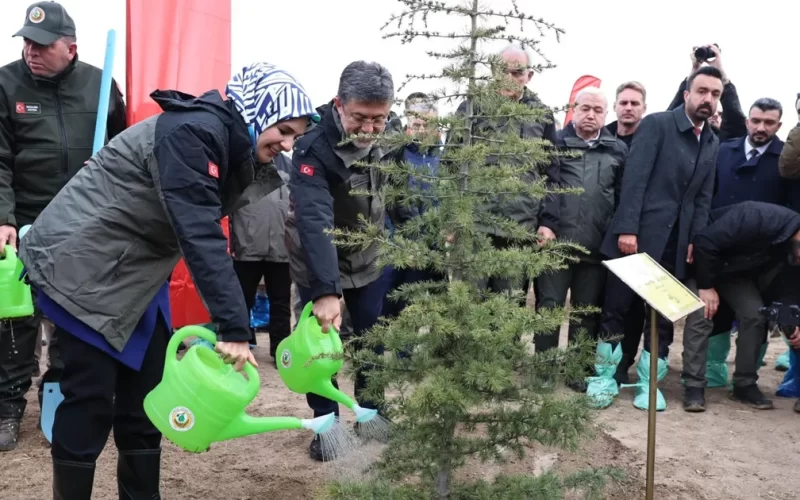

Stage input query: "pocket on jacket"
[{"left": 54, "top": 242, "right": 133, "bottom": 297}]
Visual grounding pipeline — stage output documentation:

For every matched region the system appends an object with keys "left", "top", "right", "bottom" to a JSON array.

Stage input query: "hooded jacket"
[
  {"left": 19, "top": 90, "right": 281, "bottom": 351},
  {"left": 693, "top": 201, "right": 800, "bottom": 289}
]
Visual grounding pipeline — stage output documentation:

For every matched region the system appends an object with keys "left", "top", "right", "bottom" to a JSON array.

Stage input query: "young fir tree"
[{"left": 326, "top": 1, "right": 622, "bottom": 498}]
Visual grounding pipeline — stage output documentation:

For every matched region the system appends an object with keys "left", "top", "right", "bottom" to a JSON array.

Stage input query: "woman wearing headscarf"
[{"left": 18, "top": 62, "right": 317, "bottom": 500}]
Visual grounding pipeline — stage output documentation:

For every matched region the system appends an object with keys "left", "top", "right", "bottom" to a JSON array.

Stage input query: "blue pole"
[{"left": 92, "top": 29, "right": 117, "bottom": 154}]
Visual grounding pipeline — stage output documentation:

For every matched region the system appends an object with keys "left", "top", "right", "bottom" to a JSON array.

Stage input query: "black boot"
[
  {"left": 53, "top": 458, "right": 95, "bottom": 500},
  {"left": 117, "top": 449, "right": 162, "bottom": 499},
  {"left": 0, "top": 418, "right": 21, "bottom": 451},
  {"left": 730, "top": 384, "right": 774, "bottom": 410},
  {"left": 683, "top": 387, "right": 706, "bottom": 413}
]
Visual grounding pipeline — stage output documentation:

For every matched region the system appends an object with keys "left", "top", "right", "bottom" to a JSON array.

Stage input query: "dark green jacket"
[
  {"left": 544, "top": 124, "right": 627, "bottom": 259},
  {"left": 454, "top": 88, "right": 559, "bottom": 235},
  {"left": 0, "top": 55, "right": 126, "bottom": 227}
]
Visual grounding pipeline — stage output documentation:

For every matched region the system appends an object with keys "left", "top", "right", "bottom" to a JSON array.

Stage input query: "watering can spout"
[
  {"left": 216, "top": 414, "right": 303, "bottom": 442},
  {"left": 313, "top": 379, "right": 357, "bottom": 410}
]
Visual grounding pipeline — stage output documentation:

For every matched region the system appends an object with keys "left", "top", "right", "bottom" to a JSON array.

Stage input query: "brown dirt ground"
[{"left": 3, "top": 319, "right": 800, "bottom": 499}]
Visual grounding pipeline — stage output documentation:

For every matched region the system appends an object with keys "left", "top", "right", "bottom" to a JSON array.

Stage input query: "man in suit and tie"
[
  {"left": 712, "top": 98, "right": 788, "bottom": 210},
  {"left": 597, "top": 66, "right": 724, "bottom": 410}
]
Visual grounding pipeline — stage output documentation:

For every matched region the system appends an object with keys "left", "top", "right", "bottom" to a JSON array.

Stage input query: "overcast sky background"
[{"left": 1, "top": 0, "right": 798, "bottom": 138}]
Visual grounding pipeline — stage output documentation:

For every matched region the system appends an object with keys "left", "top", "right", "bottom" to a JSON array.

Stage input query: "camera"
[
  {"left": 694, "top": 44, "right": 720, "bottom": 63},
  {"left": 760, "top": 302, "right": 800, "bottom": 332}
]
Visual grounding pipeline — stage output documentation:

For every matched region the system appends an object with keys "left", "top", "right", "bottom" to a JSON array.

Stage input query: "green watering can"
[
  {"left": 277, "top": 302, "right": 378, "bottom": 423},
  {"left": 144, "top": 325, "right": 335, "bottom": 453},
  {"left": 0, "top": 245, "right": 34, "bottom": 320}
]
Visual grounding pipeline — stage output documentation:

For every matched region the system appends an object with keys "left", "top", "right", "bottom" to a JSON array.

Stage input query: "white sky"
[{"left": 1, "top": 0, "right": 799, "bottom": 139}]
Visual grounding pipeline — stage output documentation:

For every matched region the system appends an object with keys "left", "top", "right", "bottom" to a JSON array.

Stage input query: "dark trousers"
[
  {"left": 233, "top": 260, "right": 292, "bottom": 358},
  {"left": 475, "top": 236, "right": 522, "bottom": 295},
  {"left": 0, "top": 288, "right": 62, "bottom": 419},
  {"left": 381, "top": 266, "right": 445, "bottom": 318},
  {"left": 380, "top": 266, "right": 445, "bottom": 359},
  {"left": 0, "top": 308, "right": 39, "bottom": 419},
  {"left": 621, "top": 297, "right": 645, "bottom": 368},
  {"left": 715, "top": 274, "right": 772, "bottom": 388},
  {"left": 681, "top": 278, "right": 714, "bottom": 388},
  {"left": 298, "top": 278, "right": 385, "bottom": 418},
  {"left": 535, "top": 261, "right": 606, "bottom": 352},
  {"left": 51, "top": 319, "right": 169, "bottom": 462}
]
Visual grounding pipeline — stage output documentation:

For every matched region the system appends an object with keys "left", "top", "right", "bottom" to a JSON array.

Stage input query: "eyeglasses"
[{"left": 339, "top": 108, "right": 388, "bottom": 127}]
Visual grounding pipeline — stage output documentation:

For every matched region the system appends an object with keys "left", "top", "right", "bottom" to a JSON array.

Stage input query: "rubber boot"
[
  {"left": 117, "top": 449, "right": 162, "bottom": 499},
  {"left": 776, "top": 350, "right": 791, "bottom": 371},
  {"left": 53, "top": 459, "right": 95, "bottom": 500},
  {"left": 777, "top": 349, "right": 800, "bottom": 398},
  {"left": 623, "top": 350, "right": 667, "bottom": 411},
  {"left": 0, "top": 418, "right": 21, "bottom": 451},
  {"left": 705, "top": 332, "right": 731, "bottom": 388},
  {"left": 585, "top": 342, "right": 622, "bottom": 409},
  {"left": 776, "top": 335, "right": 792, "bottom": 371}
]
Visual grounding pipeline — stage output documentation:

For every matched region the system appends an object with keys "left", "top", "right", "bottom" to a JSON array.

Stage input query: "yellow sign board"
[{"left": 603, "top": 253, "right": 704, "bottom": 323}]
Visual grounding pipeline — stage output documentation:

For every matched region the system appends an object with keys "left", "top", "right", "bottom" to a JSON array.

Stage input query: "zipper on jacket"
[{"left": 53, "top": 89, "right": 69, "bottom": 185}]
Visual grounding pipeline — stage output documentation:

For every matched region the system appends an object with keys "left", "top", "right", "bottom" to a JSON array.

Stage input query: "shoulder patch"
[
  {"left": 299, "top": 164, "right": 315, "bottom": 176},
  {"left": 208, "top": 161, "right": 219, "bottom": 179}
]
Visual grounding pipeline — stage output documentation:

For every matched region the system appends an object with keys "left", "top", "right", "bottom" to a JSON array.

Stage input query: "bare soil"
[{"left": 2, "top": 324, "right": 800, "bottom": 499}]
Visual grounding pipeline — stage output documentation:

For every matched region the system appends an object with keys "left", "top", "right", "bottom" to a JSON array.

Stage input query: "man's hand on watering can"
[
  {"left": 313, "top": 295, "right": 341, "bottom": 333},
  {"left": 0, "top": 225, "right": 17, "bottom": 255},
  {"left": 215, "top": 341, "right": 258, "bottom": 372}
]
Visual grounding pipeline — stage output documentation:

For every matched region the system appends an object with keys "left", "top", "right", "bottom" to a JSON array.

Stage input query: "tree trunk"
[{"left": 436, "top": 466, "right": 452, "bottom": 500}]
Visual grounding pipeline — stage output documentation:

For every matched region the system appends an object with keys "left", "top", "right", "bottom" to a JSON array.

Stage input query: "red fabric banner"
[
  {"left": 563, "top": 75, "right": 602, "bottom": 126},
  {"left": 126, "top": 0, "right": 232, "bottom": 328}
]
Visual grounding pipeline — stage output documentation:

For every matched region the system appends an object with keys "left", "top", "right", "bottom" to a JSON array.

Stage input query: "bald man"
[{"left": 535, "top": 88, "right": 628, "bottom": 392}]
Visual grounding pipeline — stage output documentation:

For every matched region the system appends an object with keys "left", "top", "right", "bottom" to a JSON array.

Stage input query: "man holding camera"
[
  {"left": 668, "top": 44, "right": 746, "bottom": 141},
  {"left": 692, "top": 201, "right": 800, "bottom": 410}
]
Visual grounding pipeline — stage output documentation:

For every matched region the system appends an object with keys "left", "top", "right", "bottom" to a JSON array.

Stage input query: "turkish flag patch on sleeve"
[
  {"left": 300, "top": 164, "right": 315, "bottom": 176},
  {"left": 208, "top": 161, "right": 219, "bottom": 178}
]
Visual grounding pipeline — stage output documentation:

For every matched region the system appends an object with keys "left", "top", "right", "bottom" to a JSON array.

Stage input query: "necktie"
[
  {"left": 750, "top": 149, "right": 761, "bottom": 161},
  {"left": 693, "top": 127, "right": 702, "bottom": 138}
]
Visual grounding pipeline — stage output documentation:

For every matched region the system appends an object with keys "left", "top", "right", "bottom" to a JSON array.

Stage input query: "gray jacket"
[
  {"left": 18, "top": 90, "right": 281, "bottom": 351},
  {"left": 230, "top": 152, "right": 291, "bottom": 263},
  {"left": 547, "top": 124, "right": 627, "bottom": 258}
]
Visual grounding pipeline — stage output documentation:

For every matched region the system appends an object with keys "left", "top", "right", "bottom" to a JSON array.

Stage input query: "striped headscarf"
[{"left": 225, "top": 62, "right": 318, "bottom": 137}]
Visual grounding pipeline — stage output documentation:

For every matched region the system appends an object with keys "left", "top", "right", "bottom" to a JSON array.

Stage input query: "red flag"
[
  {"left": 563, "top": 75, "right": 602, "bottom": 126},
  {"left": 126, "top": 0, "right": 232, "bottom": 328}
]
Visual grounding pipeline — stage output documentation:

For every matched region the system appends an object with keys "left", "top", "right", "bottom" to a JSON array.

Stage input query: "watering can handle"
[
  {"left": 1, "top": 244, "right": 16, "bottom": 261},
  {"left": 300, "top": 301, "right": 339, "bottom": 335},
  {"left": 166, "top": 325, "right": 260, "bottom": 397}
]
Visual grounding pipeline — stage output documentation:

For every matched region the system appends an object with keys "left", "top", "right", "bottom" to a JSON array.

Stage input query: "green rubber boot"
[
  {"left": 622, "top": 350, "right": 667, "bottom": 412},
  {"left": 776, "top": 350, "right": 791, "bottom": 371},
  {"left": 706, "top": 332, "right": 731, "bottom": 388},
  {"left": 586, "top": 342, "right": 623, "bottom": 409}
]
